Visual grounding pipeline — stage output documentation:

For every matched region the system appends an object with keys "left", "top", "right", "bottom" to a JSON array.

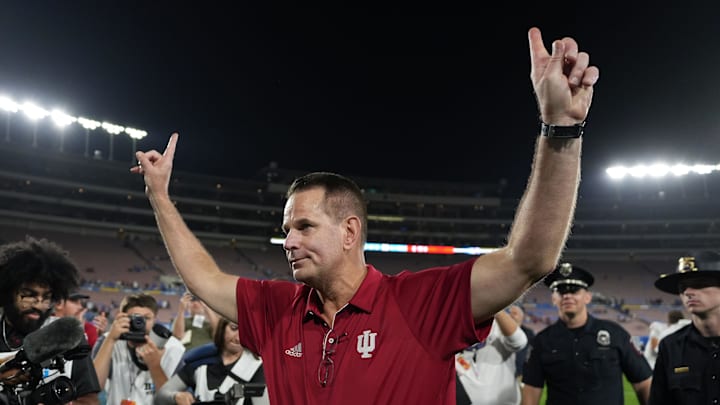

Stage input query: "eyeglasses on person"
[
  {"left": 317, "top": 329, "right": 338, "bottom": 387},
  {"left": 18, "top": 290, "right": 53, "bottom": 307}
]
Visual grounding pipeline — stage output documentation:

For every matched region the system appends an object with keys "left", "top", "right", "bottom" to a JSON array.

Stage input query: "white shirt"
[
  {"left": 657, "top": 318, "right": 692, "bottom": 342},
  {"left": 456, "top": 320, "right": 528, "bottom": 405},
  {"left": 643, "top": 320, "right": 668, "bottom": 369},
  {"left": 104, "top": 334, "right": 185, "bottom": 405}
]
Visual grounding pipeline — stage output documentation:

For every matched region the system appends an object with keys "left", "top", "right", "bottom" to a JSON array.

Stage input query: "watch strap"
[{"left": 540, "top": 121, "right": 585, "bottom": 138}]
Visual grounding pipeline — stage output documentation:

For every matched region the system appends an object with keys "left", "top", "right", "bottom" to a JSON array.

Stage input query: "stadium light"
[
  {"left": 50, "top": 109, "right": 77, "bottom": 152},
  {"left": 101, "top": 121, "right": 125, "bottom": 160},
  {"left": 20, "top": 102, "right": 49, "bottom": 148},
  {"left": 78, "top": 117, "right": 102, "bottom": 157},
  {"left": 125, "top": 127, "right": 147, "bottom": 163},
  {"left": 0, "top": 96, "right": 19, "bottom": 142},
  {"left": 0, "top": 92, "right": 150, "bottom": 161},
  {"left": 607, "top": 162, "right": 720, "bottom": 180}
]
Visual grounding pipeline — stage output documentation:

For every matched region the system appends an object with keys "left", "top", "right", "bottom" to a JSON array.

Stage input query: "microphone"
[
  {"left": 0, "top": 317, "right": 85, "bottom": 373},
  {"left": 25, "top": 317, "right": 85, "bottom": 365}
]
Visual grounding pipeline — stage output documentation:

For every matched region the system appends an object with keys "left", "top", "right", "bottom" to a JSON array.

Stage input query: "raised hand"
[
  {"left": 528, "top": 27, "right": 600, "bottom": 126},
  {"left": 130, "top": 132, "right": 179, "bottom": 199}
]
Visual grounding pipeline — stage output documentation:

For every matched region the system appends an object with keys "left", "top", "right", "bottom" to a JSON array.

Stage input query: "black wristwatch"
[{"left": 540, "top": 121, "right": 585, "bottom": 138}]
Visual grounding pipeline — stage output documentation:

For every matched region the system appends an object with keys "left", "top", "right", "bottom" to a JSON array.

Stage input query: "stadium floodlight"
[
  {"left": 50, "top": 109, "right": 77, "bottom": 127},
  {"left": 0, "top": 91, "right": 149, "bottom": 160},
  {"left": 0, "top": 96, "right": 19, "bottom": 142},
  {"left": 78, "top": 116, "right": 101, "bottom": 130},
  {"left": 0, "top": 96, "right": 18, "bottom": 113},
  {"left": 100, "top": 121, "right": 124, "bottom": 134},
  {"left": 78, "top": 117, "right": 102, "bottom": 157},
  {"left": 125, "top": 127, "right": 147, "bottom": 140},
  {"left": 21, "top": 102, "right": 49, "bottom": 148},
  {"left": 607, "top": 162, "right": 720, "bottom": 180},
  {"left": 50, "top": 109, "right": 77, "bottom": 152},
  {"left": 125, "top": 127, "right": 148, "bottom": 163},
  {"left": 101, "top": 121, "right": 125, "bottom": 160}
]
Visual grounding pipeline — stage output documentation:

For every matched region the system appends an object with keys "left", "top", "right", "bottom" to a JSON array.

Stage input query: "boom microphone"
[
  {"left": 0, "top": 317, "right": 85, "bottom": 373},
  {"left": 25, "top": 317, "right": 85, "bottom": 365}
]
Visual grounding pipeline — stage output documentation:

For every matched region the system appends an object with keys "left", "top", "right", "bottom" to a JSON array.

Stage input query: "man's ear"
[{"left": 343, "top": 216, "right": 362, "bottom": 250}]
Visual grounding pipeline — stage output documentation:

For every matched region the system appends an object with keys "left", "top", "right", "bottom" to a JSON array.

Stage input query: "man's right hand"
[{"left": 131, "top": 132, "right": 178, "bottom": 201}]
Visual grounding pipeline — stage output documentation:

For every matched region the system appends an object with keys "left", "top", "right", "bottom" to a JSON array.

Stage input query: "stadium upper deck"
[{"left": 0, "top": 134, "right": 718, "bottom": 262}]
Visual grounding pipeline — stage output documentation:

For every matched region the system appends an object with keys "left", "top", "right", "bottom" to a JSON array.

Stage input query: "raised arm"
[
  {"left": 132, "top": 133, "right": 239, "bottom": 322},
  {"left": 171, "top": 293, "right": 191, "bottom": 340},
  {"left": 495, "top": 310, "right": 527, "bottom": 351},
  {"left": 470, "top": 27, "right": 600, "bottom": 322}
]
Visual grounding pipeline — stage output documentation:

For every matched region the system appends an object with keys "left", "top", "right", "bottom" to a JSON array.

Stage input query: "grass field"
[{"left": 539, "top": 376, "right": 640, "bottom": 404}]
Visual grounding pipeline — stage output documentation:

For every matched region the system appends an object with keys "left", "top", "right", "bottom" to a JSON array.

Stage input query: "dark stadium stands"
[{"left": 0, "top": 131, "right": 716, "bottom": 338}]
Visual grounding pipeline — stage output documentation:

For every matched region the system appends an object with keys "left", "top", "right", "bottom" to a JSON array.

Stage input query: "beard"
[{"left": 4, "top": 304, "right": 50, "bottom": 335}]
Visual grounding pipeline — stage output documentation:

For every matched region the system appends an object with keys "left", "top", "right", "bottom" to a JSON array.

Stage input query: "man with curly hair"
[{"left": 0, "top": 236, "right": 101, "bottom": 405}]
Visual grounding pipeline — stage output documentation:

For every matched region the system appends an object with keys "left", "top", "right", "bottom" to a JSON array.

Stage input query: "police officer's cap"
[
  {"left": 654, "top": 251, "right": 720, "bottom": 294},
  {"left": 543, "top": 262, "right": 594, "bottom": 293}
]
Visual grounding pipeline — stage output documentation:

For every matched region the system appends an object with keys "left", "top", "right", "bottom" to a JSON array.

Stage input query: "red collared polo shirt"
[{"left": 235, "top": 258, "right": 490, "bottom": 404}]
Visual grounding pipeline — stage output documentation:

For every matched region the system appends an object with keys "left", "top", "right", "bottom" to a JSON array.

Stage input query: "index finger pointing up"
[
  {"left": 164, "top": 132, "right": 179, "bottom": 158},
  {"left": 528, "top": 27, "right": 549, "bottom": 67}
]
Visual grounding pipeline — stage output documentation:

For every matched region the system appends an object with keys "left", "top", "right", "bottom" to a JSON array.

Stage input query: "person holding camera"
[
  {"left": 172, "top": 292, "right": 219, "bottom": 350},
  {"left": 155, "top": 317, "right": 268, "bottom": 405},
  {"left": 0, "top": 236, "right": 101, "bottom": 405},
  {"left": 92, "top": 293, "right": 185, "bottom": 405}
]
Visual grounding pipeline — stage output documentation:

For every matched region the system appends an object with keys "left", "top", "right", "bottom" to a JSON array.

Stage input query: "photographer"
[
  {"left": 92, "top": 293, "right": 185, "bottom": 405},
  {"left": 155, "top": 318, "right": 268, "bottom": 405},
  {"left": 0, "top": 236, "right": 101, "bottom": 405}
]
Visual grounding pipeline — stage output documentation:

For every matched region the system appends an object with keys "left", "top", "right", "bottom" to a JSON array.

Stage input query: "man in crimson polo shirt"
[
  {"left": 236, "top": 259, "right": 488, "bottom": 403},
  {"left": 134, "top": 26, "right": 600, "bottom": 403}
]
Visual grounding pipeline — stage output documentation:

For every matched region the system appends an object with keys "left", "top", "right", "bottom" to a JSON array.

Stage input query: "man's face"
[
  {"left": 678, "top": 276, "right": 720, "bottom": 316},
  {"left": 6, "top": 283, "right": 53, "bottom": 335},
  {"left": 282, "top": 188, "right": 348, "bottom": 284},
  {"left": 54, "top": 298, "right": 85, "bottom": 319},
  {"left": 551, "top": 285, "right": 592, "bottom": 319}
]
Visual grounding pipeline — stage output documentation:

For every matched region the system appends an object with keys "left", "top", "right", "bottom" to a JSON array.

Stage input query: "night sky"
[{"left": 0, "top": 4, "right": 718, "bottom": 190}]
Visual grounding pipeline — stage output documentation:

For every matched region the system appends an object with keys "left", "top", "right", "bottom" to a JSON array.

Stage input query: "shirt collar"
[{"left": 303, "top": 265, "right": 382, "bottom": 321}]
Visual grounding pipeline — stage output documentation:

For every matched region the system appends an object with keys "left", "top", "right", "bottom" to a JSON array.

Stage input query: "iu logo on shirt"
[{"left": 356, "top": 330, "right": 377, "bottom": 359}]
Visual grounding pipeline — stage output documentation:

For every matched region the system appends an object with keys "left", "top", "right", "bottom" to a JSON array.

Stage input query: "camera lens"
[
  {"left": 130, "top": 314, "right": 146, "bottom": 332},
  {"left": 28, "top": 376, "right": 76, "bottom": 405}
]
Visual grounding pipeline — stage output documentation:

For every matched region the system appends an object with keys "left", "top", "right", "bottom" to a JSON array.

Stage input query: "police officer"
[
  {"left": 521, "top": 263, "right": 652, "bottom": 405},
  {"left": 650, "top": 251, "right": 720, "bottom": 405}
]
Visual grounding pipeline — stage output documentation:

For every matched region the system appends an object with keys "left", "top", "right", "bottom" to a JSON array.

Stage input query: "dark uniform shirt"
[
  {"left": 650, "top": 323, "right": 720, "bottom": 405},
  {"left": 522, "top": 315, "right": 652, "bottom": 405}
]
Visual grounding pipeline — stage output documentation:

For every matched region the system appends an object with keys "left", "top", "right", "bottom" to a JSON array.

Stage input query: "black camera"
[
  {"left": 0, "top": 318, "right": 86, "bottom": 405},
  {"left": 0, "top": 357, "right": 80, "bottom": 405},
  {"left": 224, "top": 383, "right": 266, "bottom": 403},
  {"left": 196, "top": 382, "right": 266, "bottom": 405},
  {"left": 25, "top": 376, "right": 75, "bottom": 405},
  {"left": 119, "top": 314, "right": 146, "bottom": 342}
]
